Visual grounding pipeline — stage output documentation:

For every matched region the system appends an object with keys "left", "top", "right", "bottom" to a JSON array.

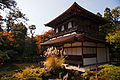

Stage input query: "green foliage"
[
  {"left": 0, "top": 50, "right": 18, "bottom": 64},
  {"left": 99, "top": 6, "right": 120, "bottom": 55},
  {"left": 23, "top": 37, "right": 37, "bottom": 57},
  {"left": 5, "top": 50, "right": 18, "bottom": 58},
  {"left": 13, "top": 65, "right": 49, "bottom": 79},
  {"left": 6, "top": 10, "right": 28, "bottom": 32},
  {"left": 12, "top": 23, "right": 27, "bottom": 39},
  {"left": 0, "top": 0, "right": 30, "bottom": 61},
  {"left": 98, "top": 64, "right": 120, "bottom": 80},
  {"left": 99, "top": 23, "right": 113, "bottom": 34},
  {"left": 82, "top": 69, "right": 93, "bottom": 80},
  {"left": 100, "top": 6, "right": 120, "bottom": 34},
  {"left": 0, "top": 50, "right": 10, "bottom": 61},
  {"left": 10, "top": 23, "right": 28, "bottom": 54},
  {"left": 104, "top": 8, "right": 113, "bottom": 22},
  {"left": 106, "top": 30, "right": 120, "bottom": 48},
  {"left": 111, "top": 6, "right": 120, "bottom": 24},
  {"left": 13, "top": 47, "right": 65, "bottom": 80},
  {"left": 0, "top": 0, "right": 28, "bottom": 32},
  {"left": 13, "top": 56, "right": 65, "bottom": 80},
  {"left": 83, "top": 64, "right": 120, "bottom": 80}
]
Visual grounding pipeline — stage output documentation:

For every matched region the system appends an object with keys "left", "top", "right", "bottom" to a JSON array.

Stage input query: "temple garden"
[{"left": 0, "top": 0, "right": 120, "bottom": 80}]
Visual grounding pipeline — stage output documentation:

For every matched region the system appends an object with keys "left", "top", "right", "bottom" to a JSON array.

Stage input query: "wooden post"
[
  {"left": 96, "top": 43, "right": 98, "bottom": 79},
  {"left": 81, "top": 42, "right": 84, "bottom": 67},
  {"left": 96, "top": 43, "right": 98, "bottom": 66},
  {"left": 105, "top": 45, "right": 108, "bottom": 63}
]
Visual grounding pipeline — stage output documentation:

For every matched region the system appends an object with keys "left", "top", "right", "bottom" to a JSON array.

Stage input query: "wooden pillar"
[
  {"left": 105, "top": 45, "right": 108, "bottom": 63},
  {"left": 95, "top": 43, "right": 98, "bottom": 70},
  {"left": 81, "top": 42, "right": 84, "bottom": 67},
  {"left": 95, "top": 43, "right": 98, "bottom": 79}
]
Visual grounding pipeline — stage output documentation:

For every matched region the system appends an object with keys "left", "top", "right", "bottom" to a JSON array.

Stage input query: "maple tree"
[
  {"left": 0, "top": 31, "right": 15, "bottom": 64},
  {"left": 0, "top": 32, "right": 15, "bottom": 50},
  {"left": 35, "top": 29, "right": 54, "bottom": 44},
  {"left": 35, "top": 29, "right": 55, "bottom": 54},
  {"left": 0, "top": 0, "right": 30, "bottom": 64}
]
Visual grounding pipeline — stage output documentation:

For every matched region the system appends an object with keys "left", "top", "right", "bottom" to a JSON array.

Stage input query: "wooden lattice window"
[
  {"left": 68, "top": 22, "right": 72, "bottom": 29},
  {"left": 56, "top": 28, "right": 58, "bottom": 33},
  {"left": 61, "top": 25, "right": 64, "bottom": 31}
]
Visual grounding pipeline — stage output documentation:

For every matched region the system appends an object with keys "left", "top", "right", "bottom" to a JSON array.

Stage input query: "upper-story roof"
[{"left": 45, "top": 2, "right": 109, "bottom": 28}]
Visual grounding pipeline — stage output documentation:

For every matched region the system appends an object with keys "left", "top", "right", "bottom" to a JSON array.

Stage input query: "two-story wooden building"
[{"left": 40, "top": 2, "right": 109, "bottom": 67}]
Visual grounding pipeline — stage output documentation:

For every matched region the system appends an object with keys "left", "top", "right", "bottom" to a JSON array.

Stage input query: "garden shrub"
[
  {"left": 13, "top": 47, "right": 65, "bottom": 80},
  {"left": 98, "top": 64, "right": 120, "bottom": 80},
  {"left": 13, "top": 65, "right": 49, "bottom": 79},
  {"left": 0, "top": 73, "right": 18, "bottom": 80},
  {"left": 13, "top": 55, "right": 65, "bottom": 80},
  {"left": 0, "top": 50, "right": 18, "bottom": 64},
  {"left": 45, "top": 55, "right": 65, "bottom": 70},
  {"left": 82, "top": 64, "right": 120, "bottom": 80}
]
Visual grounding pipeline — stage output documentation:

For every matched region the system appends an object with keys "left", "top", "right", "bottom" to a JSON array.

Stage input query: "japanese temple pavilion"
[{"left": 40, "top": 2, "right": 109, "bottom": 67}]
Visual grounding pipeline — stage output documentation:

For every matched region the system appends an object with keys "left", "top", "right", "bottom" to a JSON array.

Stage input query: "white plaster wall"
[
  {"left": 64, "top": 43, "right": 71, "bottom": 47},
  {"left": 72, "top": 42, "right": 82, "bottom": 46},
  {"left": 97, "top": 43, "right": 105, "bottom": 47},
  {"left": 76, "top": 48, "right": 82, "bottom": 55},
  {"left": 83, "top": 42, "right": 96, "bottom": 46},
  {"left": 63, "top": 48, "right": 82, "bottom": 55},
  {"left": 97, "top": 48, "right": 107, "bottom": 63},
  {"left": 83, "top": 58, "right": 96, "bottom": 65},
  {"left": 72, "top": 48, "right": 77, "bottom": 55},
  {"left": 83, "top": 48, "right": 96, "bottom": 54},
  {"left": 67, "top": 48, "right": 72, "bottom": 55}
]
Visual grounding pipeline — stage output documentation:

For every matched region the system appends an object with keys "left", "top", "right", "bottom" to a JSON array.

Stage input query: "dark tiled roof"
[
  {"left": 40, "top": 34, "right": 75, "bottom": 46},
  {"left": 45, "top": 2, "right": 109, "bottom": 27},
  {"left": 40, "top": 34, "right": 106, "bottom": 46}
]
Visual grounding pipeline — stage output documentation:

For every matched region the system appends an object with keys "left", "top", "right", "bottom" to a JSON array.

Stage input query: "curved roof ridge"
[
  {"left": 45, "top": 2, "right": 109, "bottom": 27},
  {"left": 44, "top": 2, "right": 77, "bottom": 26}
]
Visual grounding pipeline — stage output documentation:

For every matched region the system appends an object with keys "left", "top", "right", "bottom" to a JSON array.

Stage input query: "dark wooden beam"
[
  {"left": 83, "top": 54, "right": 96, "bottom": 58},
  {"left": 64, "top": 46, "right": 105, "bottom": 48}
]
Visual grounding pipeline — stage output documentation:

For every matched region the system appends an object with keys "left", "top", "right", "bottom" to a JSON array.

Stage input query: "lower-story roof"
[{"left": 40, "top": 34, "right": 106, "bottom": 46}]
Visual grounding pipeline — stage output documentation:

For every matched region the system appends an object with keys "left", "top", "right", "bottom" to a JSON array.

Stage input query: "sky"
[{"left": 15, "top": 0, "right": 120, "bottom": 36}]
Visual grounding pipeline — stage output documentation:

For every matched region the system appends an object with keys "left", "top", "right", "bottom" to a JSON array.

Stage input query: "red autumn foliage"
[
  {"left": 35, "top": 29, "right": 55, "bottom": 44},
  {"left": 0, "top": 32, "right": 15, "bottom": 42},
  {"left": 35, "top": 29, "right": 55, "bottom": 54}
]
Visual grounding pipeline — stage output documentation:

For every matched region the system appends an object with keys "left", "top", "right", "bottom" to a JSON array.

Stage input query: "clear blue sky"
[{"left": 15, "top": 0, "right": 120, "bottom": 36}]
